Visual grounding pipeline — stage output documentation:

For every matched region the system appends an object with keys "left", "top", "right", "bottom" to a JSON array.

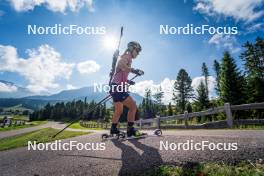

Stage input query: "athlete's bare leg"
[
  {"left": 112, "top": 102, "right": 123, "bottom": 124},
  {"left": 122, "top": 96, "right": 137, "bottom": 122}
]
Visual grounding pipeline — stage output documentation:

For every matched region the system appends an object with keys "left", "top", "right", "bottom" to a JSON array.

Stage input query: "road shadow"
[
  {"left": 112, "top": 138, "right": 163, "bottom": 175},
  {"left": 58, "top": 153, "right": 121, "bottom": 161}
]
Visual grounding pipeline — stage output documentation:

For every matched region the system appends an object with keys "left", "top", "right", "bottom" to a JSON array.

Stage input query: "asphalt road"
[
  {"left": 1, "top": 129, "right": 264, "bottom": 176},
  {"left": 0, "top": 122, "right": 53, "bottom": 139},
  {"left": 0, "top": 122, "right": 105, "bottom": 139}
]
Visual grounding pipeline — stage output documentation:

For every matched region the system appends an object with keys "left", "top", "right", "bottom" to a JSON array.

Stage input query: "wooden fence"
[
  {"left": 80, "top": 102, "right": 264, "bottom": 129},
  {"left": 135, "top": 102, "right": 264, "bottom": 129},
  {"left": 80, "top": 121, "right": 109, "bottom": 129}
]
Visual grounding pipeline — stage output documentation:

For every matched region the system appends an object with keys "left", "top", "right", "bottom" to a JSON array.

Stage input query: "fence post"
[
  {"left": 156, "top": 116, "right": 160, "bottom": 129},
  {"left": 139, "top": 118, "right": 142, "bottom": 129},
  {"left": 224, "top": 103, "right": 233, "bottom": 128},
  {"left": 184, "top": 111, "right": 188, "bottom": 128}
]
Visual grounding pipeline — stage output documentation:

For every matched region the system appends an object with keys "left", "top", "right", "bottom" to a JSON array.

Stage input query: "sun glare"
[{"left": 103, "top": 35, "right": 118, "bottom": 50}]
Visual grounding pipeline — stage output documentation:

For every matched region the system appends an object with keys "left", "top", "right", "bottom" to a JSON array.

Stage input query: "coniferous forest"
[{"left": 30, "top": 37, "right": 264, "bottom": 122}]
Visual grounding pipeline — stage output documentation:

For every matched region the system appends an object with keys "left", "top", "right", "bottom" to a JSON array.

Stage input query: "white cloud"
[
  {"left": 10, "top": 0, "right": 43, "bottom": 12},
  {"left": 66, "top": 84, "right": 77, "bottom": 90},
  {"left": 194, "top": 0, "right": 264, "bottom": 22},
  {"left": 131, "top": 76, "right": 217, "bottom": 104},
  {"left": 9, "top": 0, "right": 94, "bottom": 13},
  {"left": 246, "top": 22, "right": 264, "bottom": 33},
  {"left": 191, "top": 76, "right": 217, "bottom": 99},
  {"left": 0, "top": 82, "right": 17, "bottom": 93},
  {"left": 77, "top": 60, "right": 100, "bottom": 74},
  {"left": 208, "top": 34, "right": 241, "bottom": 53},
  {"left": 130, "top": 78, "right": 175, "bottom": 105},
  {"left": 0, "top": 44, "right": 75, "bottom": 93}
]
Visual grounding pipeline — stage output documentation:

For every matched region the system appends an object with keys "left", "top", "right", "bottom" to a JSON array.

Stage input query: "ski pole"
[
  {"left": 52, "top": 95, "right": 111, "bottom": 138},
  {"left": 52, "top": 74, "right": 139, "bottom": 138}
]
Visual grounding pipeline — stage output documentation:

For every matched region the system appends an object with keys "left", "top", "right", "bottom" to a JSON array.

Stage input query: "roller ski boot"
[
  {"left": 101, "top": 125, "right": 125, "bottom": 140},
  {"left": 126, "top": 127, "right": 147, "bottom": 139}
]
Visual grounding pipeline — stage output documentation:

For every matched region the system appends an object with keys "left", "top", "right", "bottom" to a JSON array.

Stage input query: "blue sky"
[{"left": 0, "top": 0, "right": 264, "bottom": 102}]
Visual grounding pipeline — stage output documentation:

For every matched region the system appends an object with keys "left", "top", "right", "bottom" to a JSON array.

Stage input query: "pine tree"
[
  {"left": 186, "top": 103, "right": 192, "bottom": 113},
  {"left": 102, "top": 102, "right": 107, "bottom": 119},
  {"left": 168, "top": 102, "right": 173, "bottom": 116},
  {"left": 202, "top": 62, "right": 209, "bottom": 97},
  {"left": 43, "top": 103, "right": 51, "bottom": 119},
  {"left": 173, "top": 69, "right": 194, "bottom": 113},
  {"left": 153, "top": 86, "right": 164, "bottom": 105},
  {"left": 195, "top": 81, "right": 209, "bottom": 111},
  {"left": 240, "top": 37, "right": 264, "bottom": 103},
  {"left": 143, "top": 89, "right": 155, "bottom": 119},
  {"left": 153, "top": 86, "right": 164, "bottom": 115},
  {"left": 213, "top": 60, "right": 221, "bottom": 96},
  {"left": 220, "top": 51, "right": 245, "bottom": 105}
]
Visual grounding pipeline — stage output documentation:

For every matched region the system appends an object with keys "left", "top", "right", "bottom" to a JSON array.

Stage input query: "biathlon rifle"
[{"left": 109, "top": 26, "right": 123, "bottom": 85}]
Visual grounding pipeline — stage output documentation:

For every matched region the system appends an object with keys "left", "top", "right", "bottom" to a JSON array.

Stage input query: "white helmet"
[{"left": 127, "top": 41, "right": 142, "bottom": 52}]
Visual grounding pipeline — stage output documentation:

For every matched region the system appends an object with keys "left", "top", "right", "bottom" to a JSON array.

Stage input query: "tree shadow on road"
[
  {"left": 112, "top": 138, "right": 163, "bottom": 176},
  {"left": 58, "top": 153, "right": 121, "bottom": 161}
]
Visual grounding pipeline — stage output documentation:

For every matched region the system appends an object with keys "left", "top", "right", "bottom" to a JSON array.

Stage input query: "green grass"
[
  {"left": 2, "top": 104, "right": 32, "bottom": 112},
  {"left": 233, "top": 125, "right": 264, "bottom": 130},
  {"left": 69, "top": 122, "right": 104, "bottom": 130},
  {"left": 0, "top": 115, "right": 29, "bottom": 121},
  {"left": 0, "top": 121, "right": 47, "bottom": 132},
  {"left": 0, "top": 127, "right": 90, "bottom": 151},
  {"left": 69, "top": 122, "right": 91, "bottom": 130},
  {"left": 12, "top": 115, "right": 29, "bottom": 121},
  {"left": 148, "top": 162, "right": 264, "bottom": 176}
]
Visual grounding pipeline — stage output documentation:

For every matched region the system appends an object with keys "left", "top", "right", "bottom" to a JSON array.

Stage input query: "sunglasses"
[{"left": 134, "top": 48, "right": 141, "bottom": 53}]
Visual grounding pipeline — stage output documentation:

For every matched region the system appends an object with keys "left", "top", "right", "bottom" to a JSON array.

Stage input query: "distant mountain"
[
  {"left": 0, "top": 98, "right": 54, "bottom": 110},
  {"left": 0, "top": 82, "right": 144, "bottom": 110},
  {"left": 25, "top": 86, "right": 144, "bottom": 105},
  {"left": 25, "top": 87, "right": 102, "bottom": 101},
  {"left": 0, "top": 80, "right": 34, "bottom": 98}
]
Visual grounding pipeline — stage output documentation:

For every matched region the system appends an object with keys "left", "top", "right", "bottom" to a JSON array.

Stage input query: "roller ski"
[
  {"left": 101, "top": 126, "right": 162, "bottom": 140},
  {"left": 101, "top": 126, "right": 126, "bottom": 140},
  {"left": 125, "top": 127, "right": 162, "bottom": 140},
  {"left": 125, "top": 127, "right": 147, "bottom": 139}
]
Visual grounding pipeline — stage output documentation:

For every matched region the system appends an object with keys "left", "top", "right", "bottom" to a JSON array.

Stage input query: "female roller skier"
[{"left": 110, "top": 41, "right": 144, "bottom": 137}]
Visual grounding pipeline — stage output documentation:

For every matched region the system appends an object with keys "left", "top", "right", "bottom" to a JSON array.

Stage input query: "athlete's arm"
[{"left": 116, "top": 58, "right": 132, "bottom": 72}]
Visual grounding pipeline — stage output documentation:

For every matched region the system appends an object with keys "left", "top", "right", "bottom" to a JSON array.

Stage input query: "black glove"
[
  {"left": 127, "top": 80, "right": 135, "bottom": 85},
  {"left": 131, "top": 68, "right": 144, "bottom": 76}
]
